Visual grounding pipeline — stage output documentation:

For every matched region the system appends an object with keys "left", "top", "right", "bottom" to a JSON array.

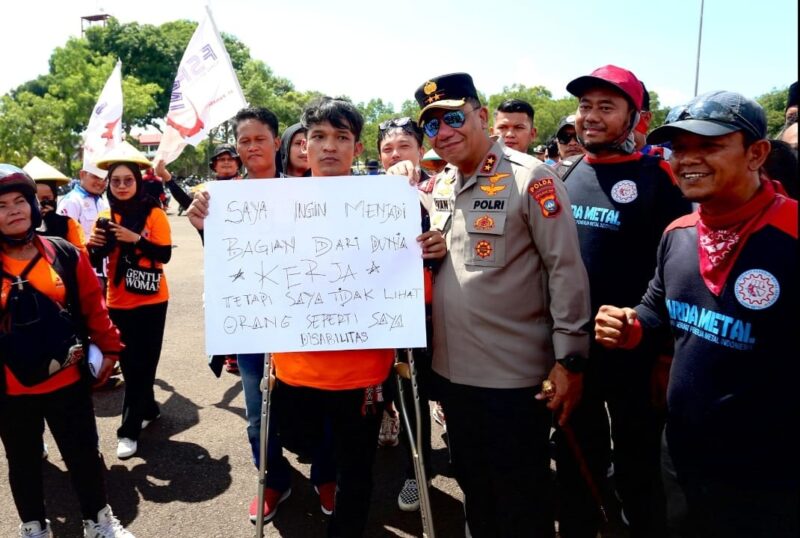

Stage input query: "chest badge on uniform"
[
  {"left": 479, "top": 173, "right": 510, "bottom": 196},
  {"left": 475, "top": 240, "right": 493, "bottom": 259},
  {"left": 528, "top": 177, "right": 561, "bottom": 218},
  {"left": 610, "top": 180, "right": 638, "bottom": 203},
  {"left": 473, "top": 215, "right": 495, "bottom": 231},
  {"left": 734, "top": 269, "right": 780, "bottom": 310}
]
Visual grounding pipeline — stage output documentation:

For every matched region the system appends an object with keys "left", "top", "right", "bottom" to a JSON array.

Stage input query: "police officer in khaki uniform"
[{"left": 391, "top": 72, "right": 591, "bottom": 537}]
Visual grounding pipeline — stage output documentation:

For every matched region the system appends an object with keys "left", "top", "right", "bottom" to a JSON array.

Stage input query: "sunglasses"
[
  {"left": 379, "top": 117, "right": 414, "bottom": 131},
  {"left": 110, "top": 177, "right": 136, "bottom": 187},
  {"left": 423, "top": 107, "right": 477, "bottom": 138},
  {"left": 557, "top": 131, "right": 578, "bottom": 144},
  {"left": 666, "top": 99, "right": 762, "bottom": 140}
]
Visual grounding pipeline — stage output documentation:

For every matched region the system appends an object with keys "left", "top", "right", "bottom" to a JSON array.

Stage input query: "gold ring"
[{"left": 541, "top": 379, "right": 556, "bottom": 399}]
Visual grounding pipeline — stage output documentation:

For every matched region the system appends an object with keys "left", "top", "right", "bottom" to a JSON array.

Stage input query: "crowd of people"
[{"left": 0, "top": 66, "right": 797, "bottom": 538}]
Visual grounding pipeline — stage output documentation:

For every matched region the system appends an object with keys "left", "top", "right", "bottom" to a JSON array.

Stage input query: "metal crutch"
[
  {"left": 395, "top": 349, "right": 436, "bottom": 538},
  {"left": 255, "top": 353, "right": 275, "bottom": 538}
]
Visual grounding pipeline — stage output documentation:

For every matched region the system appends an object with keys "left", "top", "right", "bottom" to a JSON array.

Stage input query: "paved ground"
[{"left": 0, "top": 207, "right": 466, "bottom": 537}]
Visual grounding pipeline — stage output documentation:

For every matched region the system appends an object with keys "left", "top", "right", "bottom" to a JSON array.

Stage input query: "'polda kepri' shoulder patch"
[{"left": 528, "top": 177, "right": 561, "bottom": 218}]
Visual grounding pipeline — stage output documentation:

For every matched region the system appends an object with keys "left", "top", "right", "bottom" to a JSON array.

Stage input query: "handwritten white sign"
[{"left": 203, "top": 176, "right": 426, "bottom": 355}]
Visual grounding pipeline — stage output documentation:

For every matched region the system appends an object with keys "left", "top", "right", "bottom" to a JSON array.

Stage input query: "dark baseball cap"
[
  {"left": 415, "top": 73, "right": 480, "bottom": 120},
  {"left": 647, "top": 90, "right": 767, "bottom": 145},
  {"left": 211, "top": 143, "right": 239, "bottom": 160},
  {"left": 555, "top": 115, "right": 577, "bottom": 137},
  {"left": 567, "top": 65, "right": 644, "bottom": 111}
]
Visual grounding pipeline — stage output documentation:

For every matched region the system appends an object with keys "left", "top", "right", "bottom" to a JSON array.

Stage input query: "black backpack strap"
[
  {"left": 41, "top": 237, "right": 87, "bottom": 343},
  {"left": 558, "top": 154, "right": 585, "bottom": 183},
  {"left": 0, "top": 252, "right": 43, "bottom": 298}
]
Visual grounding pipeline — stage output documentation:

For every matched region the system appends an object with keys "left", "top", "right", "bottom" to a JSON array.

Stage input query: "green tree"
[
  {"left": 648, "top": 90, "right": 670, "bottom": 132},
  {"left": 355, "top": 99, "right": 401, "bottom": 163},
  {"left": 84, "top": 18, "right": 252, "bottom": 124},
  {"left": 756, "top": 87, "right": 789, "bottom": 138},
  {"left": 0, "top": 92, "right": 69, "bottom": 169},
  {"left": 0, "top": 39, "right": 159, "bottom": 174},
  {"left": 487, "top": 84, "right": 578, "bottom": 146}
]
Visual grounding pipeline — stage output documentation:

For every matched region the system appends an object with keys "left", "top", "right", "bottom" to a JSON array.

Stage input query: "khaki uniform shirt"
[{"left": 430, "top": 142, "right": 590, "bottom": 389}]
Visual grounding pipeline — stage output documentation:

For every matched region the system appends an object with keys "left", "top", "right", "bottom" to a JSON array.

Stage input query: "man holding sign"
[
  {"left": 266, "top": 97, "right": 445, "bottom": 536},
  {"left": 193, "top": 99, "right": 445, "bottom": 534}
]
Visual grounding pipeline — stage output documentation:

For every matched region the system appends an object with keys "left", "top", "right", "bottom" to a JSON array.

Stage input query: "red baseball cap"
[{"left": 567, "top": 65, "right": 644, "bottom": 111}]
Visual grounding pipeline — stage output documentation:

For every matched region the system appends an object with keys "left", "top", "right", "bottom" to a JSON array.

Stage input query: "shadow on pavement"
[{"left": 43, "top": 378, "right": 234, "bottom": 534}]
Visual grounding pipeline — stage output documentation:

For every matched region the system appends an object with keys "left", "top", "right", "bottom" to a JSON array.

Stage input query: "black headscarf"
[
  {"left": 278, "top": 123, "right": 307, "bottom": 177},
  {"left": 105, "top": 162, "right": 161, "bottom": 285},
  {"left": 106, "top": 162, "right": 161, "bottom": 233}
]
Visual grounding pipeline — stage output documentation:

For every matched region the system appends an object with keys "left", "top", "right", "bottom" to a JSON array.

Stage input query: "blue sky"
[{"left": 2, "top": 0, "right": 797, "bottom": 109}]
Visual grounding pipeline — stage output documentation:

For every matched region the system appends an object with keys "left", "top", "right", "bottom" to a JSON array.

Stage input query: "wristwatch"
[{"left": 556, "top": 353, "right": 588, "bottom": 373}]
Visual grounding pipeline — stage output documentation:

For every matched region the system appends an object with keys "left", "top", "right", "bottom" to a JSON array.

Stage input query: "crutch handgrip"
[
  {"left": 259, "top": 372, "right": 276, "bottom": 392},
  {"left": 394, "top": 362, "right": 411, "bottom": 380}
]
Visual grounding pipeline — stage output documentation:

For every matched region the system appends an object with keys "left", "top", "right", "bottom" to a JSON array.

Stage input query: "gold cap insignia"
[{"left": 423, "top": 81, "right": 438, "bottom": 95}]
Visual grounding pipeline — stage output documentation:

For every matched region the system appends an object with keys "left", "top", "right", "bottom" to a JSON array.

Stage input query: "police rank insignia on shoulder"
[
  {"left": 481, "top": 153, "right": 498, "bottom": 173},
  {"left": 528, "top": 177, "right": 561, "bottom": 218},
  {"left": 479, "top": 172, "right": 510, "bottom": 196}
]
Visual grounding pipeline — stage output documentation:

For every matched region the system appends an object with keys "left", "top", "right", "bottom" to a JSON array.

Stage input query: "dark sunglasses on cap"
[
  {"left": 665, "top": 98, "right": 762, "bottom": 140},
  {"left": 379, "top": 117, "right": 414, "bottom": 131},
  {"left": 557, "top": 131, "right": 578, "bottom": 144},
  {"left": 422, "top": 107, "right": 477, "bottom": 138}
]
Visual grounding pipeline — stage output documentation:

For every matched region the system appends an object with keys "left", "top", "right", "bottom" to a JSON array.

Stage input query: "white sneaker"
[
  {"left": 378, "top": 410, "right": 400, "bottom": 447},
  {"left": 116, "top": 438, "right": 137, "bottom": 459},
  {"left": 18, "top": 520, "right": 51, "bottom": 538},
  {"left": 141, "top": 414, "right": 160, "bottom": 429},
  {"left": 397, "top": 478, "right": 420, "bottom": 511},
  {"left": 83, "top": 505, "right": 134, "bottom": 538}
]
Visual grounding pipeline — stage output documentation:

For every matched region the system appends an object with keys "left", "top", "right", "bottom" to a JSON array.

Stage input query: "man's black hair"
[
  {"left": 640, "top": 82, "right": 651, "bottom": 112},
  {"left": 495, "top": 98, "right": 535, "bottom": 121},
  {"left": 763, "top": 139, "right": 799, "bottom": 199},
  {"left": 546, "top": 138, "right": 559, "bottom": 159},
  {"left": 233, "top": 106, "right": 279, "bottom": 138},
  {"left": 301, "top": 97, "right": 364, "bottom": 141}
]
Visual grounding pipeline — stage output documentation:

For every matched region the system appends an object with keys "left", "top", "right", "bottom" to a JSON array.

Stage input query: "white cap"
[{"left": 82, "top": 163, "right": 108, "bottom": 179}]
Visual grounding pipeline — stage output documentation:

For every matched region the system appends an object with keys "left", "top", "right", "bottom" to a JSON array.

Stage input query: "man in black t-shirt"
[{"left": 556, "top": 65, "right": 692, "bottom": 538}]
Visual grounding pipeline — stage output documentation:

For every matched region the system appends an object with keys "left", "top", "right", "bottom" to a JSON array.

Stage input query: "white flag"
[
  {"left": 83, "top": 60, "right": 123, "bottom": 175},
  {"left": 155, "top": 7, "right": 247, "bottom": 165}
]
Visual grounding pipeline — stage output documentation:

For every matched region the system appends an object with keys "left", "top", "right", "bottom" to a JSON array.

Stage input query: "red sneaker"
[
  {"left": 314, "top": 482, "right": 336, "bottom": 515},
  {"left": 249, "top": 487, "right": 291, "bottom": 523},
  {"left": 224, "top": 356, "right": 239, "bottom": 374}
]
